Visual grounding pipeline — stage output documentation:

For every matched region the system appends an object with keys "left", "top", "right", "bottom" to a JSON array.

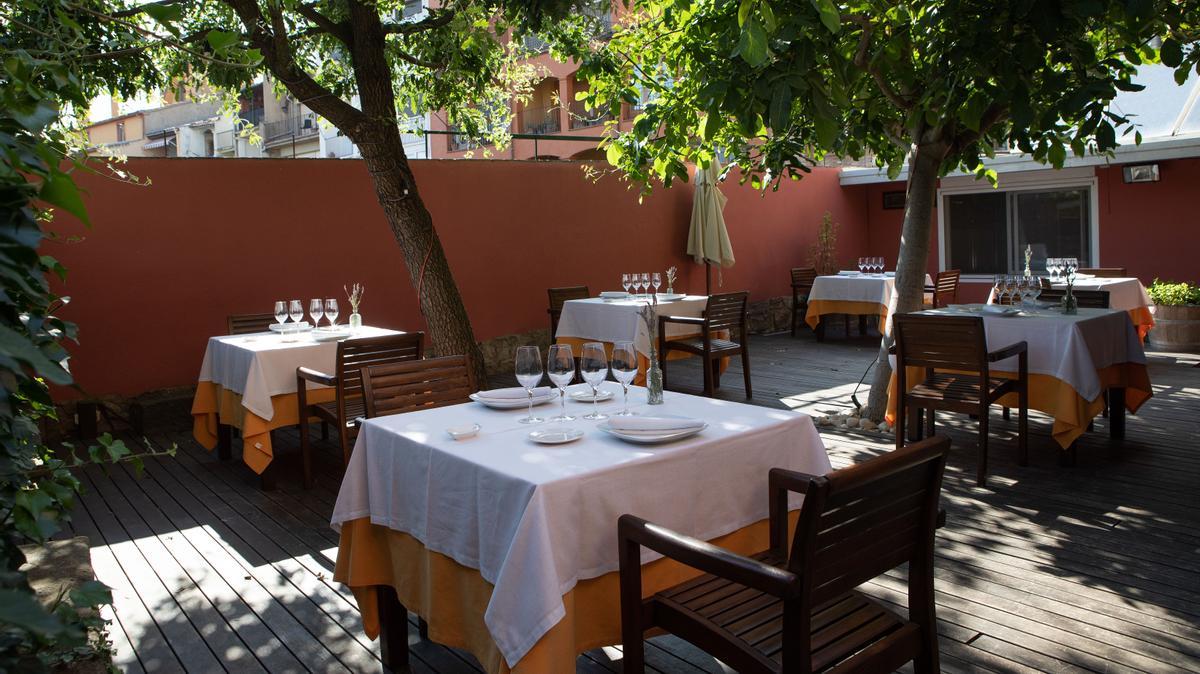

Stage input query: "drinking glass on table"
[
  {"left": 273, "top": 301, "right": 287, "bottom": 334},
  {"left": 580, "top": 342, "right": 610, "bottom": 420},
  {"left": 287, "top": 299, "right": 304, "bottom": 341},
  {"left": 1046, "top": 258, "right": 1058, "bottom": 282},
  {"left": 547, "top": 344, "right": 576, "bottom": 422},
  {"left": 324, "top": 298, "right": 339, "bottom": 327},
  {"left": 651, "top": 272, "right": 662, "bottom": 296},
  {"left": 611, "top": 341, "right": 638, "bottom": 416},
  {"left": 877, "top": 257, "right": 886, "bottom": 274},
  {"left": 622, "top": 273, "right": 632, "bottom": 295},
  {"left": 857, "top": 257, "right": 865, "bottom": 274},
  {"left": 515, "top": 345, "right": 544, "bottom": 424},
  {"left": 309, "top": 298, "right": 324, "bottom": 329},
  {"left": 640, "top": 272, "right": 651, "bottom": 298}
]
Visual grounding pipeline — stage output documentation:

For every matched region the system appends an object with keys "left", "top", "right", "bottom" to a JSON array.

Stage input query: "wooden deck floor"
[{"left": 67, "top": 331, "right": 1200, "bottom": 673}]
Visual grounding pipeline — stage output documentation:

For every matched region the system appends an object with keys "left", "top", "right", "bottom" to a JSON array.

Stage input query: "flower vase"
[
  {"left": 349, "top": 312, "right": 363, "bottom": 330},
  {"left": 1061, "top": 285, "right": 1078, "bottom": 315},
  {"left": 646, "top": 355, "right": 665, "bottom": 405}
]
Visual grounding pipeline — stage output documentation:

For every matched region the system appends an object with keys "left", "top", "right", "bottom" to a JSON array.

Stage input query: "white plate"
[
  {"left": 597, "top": 421, "right": 707, "bottom": 444},
  {"left": 446, "top": 423, "right": 481, "bottom": 440},
  {"left": 981, "top": 305, "right": 1020, "bottom": 316},
  {"left": 570, "top": 388, "right": 614, "bottom": 402},
  {"left": 312, "top": 329, "right": 351, "bottom": 342},
  {"left": 469, "top": 393, "right": 557, "bottom": 409},
  {"left": 655, "top": 293, "right": 687, "bottom": 301},
  {"left": 528, "top": 426, "right": 584, "bottom": 444},
  {"left": 270, "top": 321, "right": 311, "bottom": 332}
]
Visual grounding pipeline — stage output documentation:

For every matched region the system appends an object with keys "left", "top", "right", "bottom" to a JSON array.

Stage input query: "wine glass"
[
  {"left": 580, "top": 342, "right": 609, "bottom": 420},
  {"left": 287, "top": 299, "right": 304, "bottom": 341},
  {"left": 640, "top": 272, "right": 650, "bottom": 298},
  {"left": 1006, "top": 275, "right": 1020, "bottom": 305},
  {"left": 515, "top": 345, "right": 544, "bottom": 424},
  {"left": 611, "top": 341, "right": 638, "bottom": 416},
  {"left": 877, "top": 257, "right": 886, "bottom": 274},
  {"left": 324, "top": 298, "right": 339, "bottom": 327},
  {"left": 857, "top": 257, "right": 865, "bottom": 274},
  {"left": 546, "top": 344, "right": 576, "bottom": 422},
  {"left": 651, "top": 272, "right": 662, "bottom": 296},
  {"left": 622, "top": 273, "right": 632, "bottom": 295},
  {"left": 1046, "top": 258, "right": 1057, "bottom": 282},
  {"left": 273, "top": 301, "right": 287, "bottom": 335},
  {"left": 309, "top": 298, "right": 324, "bottom": 329}
]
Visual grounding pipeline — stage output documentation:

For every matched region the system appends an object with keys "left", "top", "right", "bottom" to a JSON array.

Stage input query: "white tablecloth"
[
  {"left": 196, "top": 326, "right": 401, "bottom": 421},
  {"left": 986, "top": 277, "right": 1151, "bottom": 313},
  {"left": 810, "top": 273, "right": 933, "bottom": 305},
  {"left": 555, "top": 295, "right": 709, "bottom": 357},
  {"left": 915, "top": 306, "right": 1145, "bottom": 402},
  {"left": 331, "top": 381, "right": 830, "bottom": 666}
]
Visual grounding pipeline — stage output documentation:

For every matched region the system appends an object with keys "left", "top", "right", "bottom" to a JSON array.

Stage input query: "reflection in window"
[{"left": 944, "top": 187, "right": 1092, "bottom": 274}]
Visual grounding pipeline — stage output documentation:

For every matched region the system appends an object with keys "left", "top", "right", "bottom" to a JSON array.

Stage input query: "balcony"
[
  {"left": 520, "top": 105, "right": 561, "bottom": 135},
  {"left": 568, "top": 100, "right": 609, "bottom": 130},
  {"left": 263, "top": 115, "right": 319, "bottom": 143},
  {"left": 215, "top": 130, "right": 235, "bottom": 153}
]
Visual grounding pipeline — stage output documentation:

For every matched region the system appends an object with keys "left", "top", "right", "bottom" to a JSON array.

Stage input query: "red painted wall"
[{"left": 51, "top": 158, "right": 866, "bottom": 397}]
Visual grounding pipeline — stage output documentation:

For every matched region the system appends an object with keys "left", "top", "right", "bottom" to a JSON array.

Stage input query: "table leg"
[
  {"left": 378, "top": 586, "right": 410, "bottom": 671},
  {"left": 217, "top": 423, "right": 232, "bottom": 461},
  {"left": 1109, "top": 387, "right": 1126, "bottom": 440},
  {"left": 1060, "top": 441, "right": 1077, "bottom": 467},
  {"left": 815, "top": 319, "right": 825, "bottom": 342},
  {"left": 260, "top": 462, "right": 277, "bottom": 491}
]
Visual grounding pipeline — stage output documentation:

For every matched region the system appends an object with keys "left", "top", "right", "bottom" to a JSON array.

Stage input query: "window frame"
[{"left": 936, "top": 168, "right": 1100, "bottom": 282}]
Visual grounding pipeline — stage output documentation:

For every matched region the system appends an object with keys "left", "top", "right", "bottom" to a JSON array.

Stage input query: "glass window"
[{"left": 944, "top": 187, "right": 1092, "bottom": 274}]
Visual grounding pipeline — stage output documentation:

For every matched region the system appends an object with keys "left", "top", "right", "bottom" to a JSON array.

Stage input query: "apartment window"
[
  {"left": 116, "top": 122, "right": 125, "bottom": 142},
  {"left": 943, "top": 186, "right": 1092, "bottom": 275}
]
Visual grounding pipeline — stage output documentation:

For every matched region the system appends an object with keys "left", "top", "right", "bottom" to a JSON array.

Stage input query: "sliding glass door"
[{"left": 944, "top": 186, "right": 1092, "bottom": 274}]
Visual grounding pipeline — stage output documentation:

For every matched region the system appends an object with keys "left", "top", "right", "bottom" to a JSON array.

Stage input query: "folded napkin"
[
  {"left": 837, "top": 270, "right": 860, "bottom": 276},
  {"left": 608, "top": 415, "right": 704, "bottom": 433},
  {"left": 599, "top": 291, "right": 629, "bottom": 299},
  {"left": 476, "top": 386, "right": 553, "bottom": 400}
]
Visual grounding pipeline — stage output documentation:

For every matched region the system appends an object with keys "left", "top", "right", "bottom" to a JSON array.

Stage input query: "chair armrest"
[
  {"left": 987, "top": 341, "right": 1027, "bottom": 362},
  {"left": 297, "top": 366, "right": 337, "bottom": 387},
  {"left": 768, "top": 468, "right": 822, "bottom": 495},
  {"left": 658, "top": 315, "right": 706, "bottom": 327},
  {"left": 618, "top": 515, "right": 797, "bottom": 598}
]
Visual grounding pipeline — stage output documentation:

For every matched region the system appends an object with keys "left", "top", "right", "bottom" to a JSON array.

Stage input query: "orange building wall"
[{"left": 51, "top": 158, "right": 866, "bottom": 397}]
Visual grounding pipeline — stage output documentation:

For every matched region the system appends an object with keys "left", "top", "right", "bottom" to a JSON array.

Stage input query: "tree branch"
[
  {"left": 295, "top": 3, "right": 352, "bottom": 45},
  {"left": 381, "top": 9, "right": 455, "bottom": 35},
  {"left": 847, "top": 14, "right": 913, "bottom": 112},
  {"left": 110, "top": 0, "right": 189, "bottom": 18}
]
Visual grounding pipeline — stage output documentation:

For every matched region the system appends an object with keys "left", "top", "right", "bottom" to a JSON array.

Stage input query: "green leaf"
[
  {"left": 768, "top": 83, "right": 791, "bottom": 131},
  {"left": 0, "top": 589, "right": 66, "bottom": 636},
  {"left": 809, "top": 0, "right": 841, "bottom": 34},
  {"left": 703, "top": 112, "right": 722, "bottom": 141},
  {"left": 737, "top": 0, "right": 753, "bottom": 27},
  {"left": 1160, "top": 39, "right": 1183, "bottom": 68},
  {"left": 69, "top": 581, "right": 112, "bottom": 609},
  {"left": 0, "top": 324, "right": 72, "bottom": 385},
  {"left": 206, "top": 30, "right": 239, "bottom": 52},
  {"left": 759, "top": 1, "right": 777, "bottom": 32},
  {"left": 143, "top": 2, "right": 184, "bottom": 25},
  {"left": 1047, "top": 141, "right": 1066, "bottom": 167},
  {"left": 738, "top": 18, "right": 769, "bottom": 67},
  {"left": 40, "top": 173, "right": 88, "bottom": 225},
  {"left": 605, "top": 142, "right": 624, "bottom": 166}
]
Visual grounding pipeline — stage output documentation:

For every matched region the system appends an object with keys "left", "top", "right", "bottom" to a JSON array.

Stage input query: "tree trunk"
[{"left": 862, "top": 138, "right": 948, "bottom": 422}]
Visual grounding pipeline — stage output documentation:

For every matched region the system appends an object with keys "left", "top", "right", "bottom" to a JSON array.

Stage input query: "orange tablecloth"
[
  {"left": 886, "top": 363, "right": 1152, "bottom": 449},
  {"left": 554, "top": 335, "right": 727, "bottom": 386},
  {"left": 191, "top": 381, "right": 335, "bottom": 473},
  {"left": 804, "top": 299, "right": 889, "bottom": 331},
  {"left": 335, "top": 514, "right": 787, "bottom": 674},
  {"left": 1128, "top": 306, "right": 1155, "bottom": 342}
]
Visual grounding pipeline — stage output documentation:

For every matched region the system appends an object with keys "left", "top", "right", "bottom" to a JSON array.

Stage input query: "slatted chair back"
[
  {"left": 548, "top": 285, "right": 590, "bottom": 334},
  {"left": 893, "top": 314, "right": 988, "bottom": 375},
  {"left": 335, "top": 333, "right": 425, "bottom": 415},
  {"left": 362, "top": 355, "right": 476, "bottom": 419},
  {"left": 227, "top": 313, "right": 275, "bottom": 335},
  {"left": 703, "top": 291, "right": 749, "bottom": 333},
  {"left": 781, "top": 438, "right": 948, "bottom": 607},
  {"left": 1038, "top": 288, "right": 1110, "bottom": 309},
  {"left": 931, "top": 270, "right": 961, "bottom": 307},
  {"left": 790, "top": 266, "right": 817, "bottom": 288},
  {"left": 1078, "top": 267, "right": 1126, "bottom": 278}
]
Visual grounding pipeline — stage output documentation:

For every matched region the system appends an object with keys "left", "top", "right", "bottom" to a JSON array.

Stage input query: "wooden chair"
[
  {"left": 1037, "top": 288, "right": 1110, "bottom": 309},
  {"left": 547, "top": 286, "right": 590, "bottom": 336},
  {"left": 227, "top": 312, "right": 275, "bottom": 335},
  {"left": 659, "top": 291, "right": 751, "bottom": 399},
  {"left": 361, "top": 355, "right": 477, "bottom": 419},
  {"left": 296, "top": 332, "right": 424, "bottom": 488},
  {"left": 1078, "top": 267, "right": 1126, "bottom": 278},
  {"left": 923, "top": 269, "right": 961, "bottom": 308},
  {"left": 618, "top": 435, "right": 950, "bottom": 674},
  {"left": 893, "top": 314, "right": 1027, "bottom": 487},
  {"left": 789, "top": 267, "right": 817, "bottom": 337}
]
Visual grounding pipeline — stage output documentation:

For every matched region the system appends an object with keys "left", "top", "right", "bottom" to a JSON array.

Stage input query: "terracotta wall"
[{"left": 52, "top": 158, "right": 866, "bottom": 397}]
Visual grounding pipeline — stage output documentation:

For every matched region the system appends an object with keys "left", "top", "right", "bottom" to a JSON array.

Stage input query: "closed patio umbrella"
[{"left": 687, "top": 159, "right": 734, "bottom": 294}]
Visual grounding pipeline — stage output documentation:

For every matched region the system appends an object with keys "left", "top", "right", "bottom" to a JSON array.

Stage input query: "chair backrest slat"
[
  {"left": 1078, "top": 267, "right": 1126, "bottom": 278},
  {"left": 789, "top": 437, "right": 949, "bottom": 607},
  {"left": 227, "top": 313, "right": 275, "bottom": 335},
  {"left": 337, "top": 333, "right": 425, "bottom": 403},
  {"left": 548, "top": 286, "right": 590, "bottom": 312},
  {"left": 704, "top": 291, "right": 749, "bottom": 332},
  {"left": 362, "top": 354, "right": 475, "bottom": 418},
  {"left": 1038, "top": 288, "right": 1110, "bottom": 308},
  {"left": 893, "top": 314, "right": 988, "bottom": 372},
  {"left": 790, "top": 267, "right": 817, "bottom": 288}
]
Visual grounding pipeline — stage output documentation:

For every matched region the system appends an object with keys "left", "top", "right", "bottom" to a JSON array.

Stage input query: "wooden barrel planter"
[{"left": 1148, "top": 304, "right": 1200, "bottom": 351}]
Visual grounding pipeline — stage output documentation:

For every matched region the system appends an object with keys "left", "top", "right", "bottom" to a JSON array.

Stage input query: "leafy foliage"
[
  {"left": 807, "top": 212, "right": 838, "bottom": 276},
  {"left": 1148, "top": 279, "right": 1200, "bottom": 306}
]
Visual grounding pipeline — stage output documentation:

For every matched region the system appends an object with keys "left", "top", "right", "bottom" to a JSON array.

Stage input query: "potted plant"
[{"left": 1147, "top": 279, "right": 1200, "bottom": 351}]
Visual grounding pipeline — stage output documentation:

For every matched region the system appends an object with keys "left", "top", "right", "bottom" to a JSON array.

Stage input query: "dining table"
[
  {"left": 554, "top": 294, "right": 720, "bottom": 384},
  {"left": 191, "top": 325, "right": 402, "bottom": 474},
  {"left": 887, "top": 305, "right": 1152, "bottom": 450},
  {"left": 805, "top": 271, "right": 933, "bottom": 335},
  {"left": 331, "top": 380, "right": 831, "bottom": 674},
  {"left": 987, "top": 275, "right": 1155, "bottom": 340}
]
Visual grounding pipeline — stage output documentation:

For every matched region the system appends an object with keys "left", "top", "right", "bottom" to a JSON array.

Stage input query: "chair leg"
[
  {"left": 710, "top": 358, "right": 722, "bottom": 390},
  {"left": 217, "top": 423, "right": 232, "bottom": 461},
  {"left": 858, "top": 314, "right": 867, "bottom": 336},
  {"left": 977, "top": 407, "right": 989, "bottom": 487},
  {"left": 790, "top": 298, "right": 798, "bottom": 338},
  {"left": 321, "top": 421, "right": 329, "bottom": 441},
  {"left": 418, "top": 617, "right": 429, "bottom": 641},
  {"left": 378, "top": 586, "right": 410, "bottom": 670},
  {"left": 895, "top": 401, "right": 906, "bottom": 450},
  {"left": 741, "top": 349, "right": 752, "bottom": 399},
  {"left": 701, "top": 355, "right": 714, "bottom": 397},
  {"left": 298, "top": 418, "right": 314, "bottom": 489},
  {"left": 260, "top": 458, "right": 277, "bottom": 491},
  {"left": 843, "top": 314, "right": 850, "bottom": 338},
  {"left": 925, "top": 408, "right": 935, "bottom": 438},
  {"left": 339, "top": 423, "right": 353, "bottom": 467},
  {"left": 908, "top": 405, "right": 923, "bottom": 442},
  {"left": 1018, "top": 386, "right": 1029, "bottom": 467},
  {"left": 1002, "top": 407, "right": 1010, "bottom": 421}
]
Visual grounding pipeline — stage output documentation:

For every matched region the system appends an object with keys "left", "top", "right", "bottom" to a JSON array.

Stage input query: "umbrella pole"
[{"left": 705, "top": 262, "right": 712, "bottom": 295}]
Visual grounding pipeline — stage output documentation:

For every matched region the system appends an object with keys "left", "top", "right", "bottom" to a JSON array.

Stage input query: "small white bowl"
[{"left": 446, "top": 423, "right": 481, "bottom": 441}]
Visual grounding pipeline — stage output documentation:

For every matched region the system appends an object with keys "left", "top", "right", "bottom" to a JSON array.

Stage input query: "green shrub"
[{"left": 1147, "top": 279, "right": 1200, "bottom": 306}]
